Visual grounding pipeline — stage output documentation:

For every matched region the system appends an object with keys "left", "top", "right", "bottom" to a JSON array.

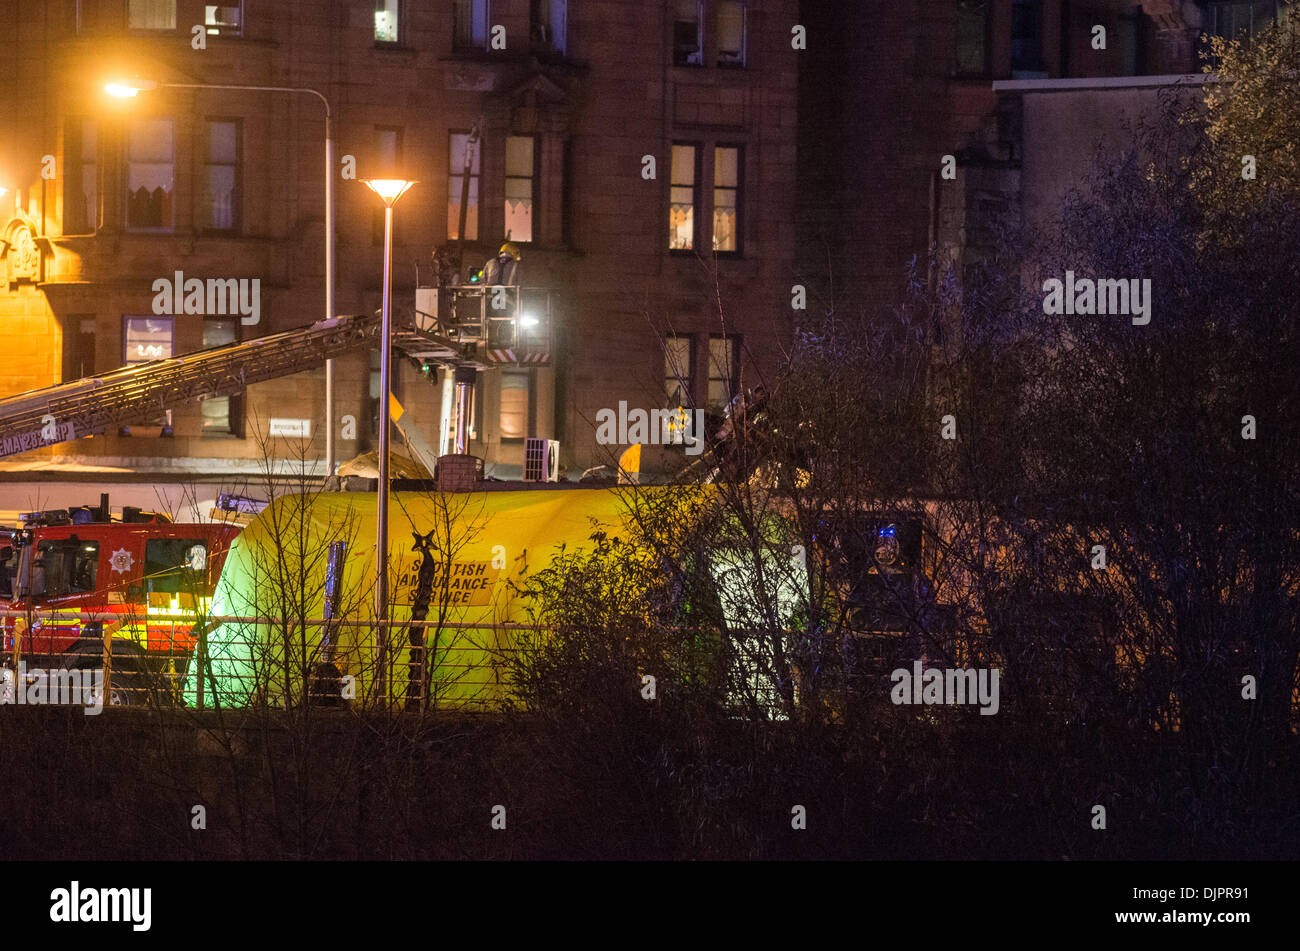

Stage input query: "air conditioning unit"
[{"left": 524, "top": 438, "right": 560, "bottom": 482}]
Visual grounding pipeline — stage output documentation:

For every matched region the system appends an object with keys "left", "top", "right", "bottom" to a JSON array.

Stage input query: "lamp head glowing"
[
  {"left": 519, "top": 314, "right": 539, "bottom": 328},
  {"left": 0, "top": 187, "right": 7, "bottom": 199},
  {"left": 105, "top": 79, "right": 159, "bottom": 98},
  {"left": 363, "top": 179, "right": 416, "bottom": 206}
]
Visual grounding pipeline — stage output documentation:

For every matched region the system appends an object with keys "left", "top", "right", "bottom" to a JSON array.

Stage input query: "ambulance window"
[{"left": 144, "top": 539, "right": 207, "bottom": 594}]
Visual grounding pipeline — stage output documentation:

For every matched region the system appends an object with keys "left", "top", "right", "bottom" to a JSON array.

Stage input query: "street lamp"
[
  {"left": 104, "top": 76, "right": 341, "bottom": 476},
  {"left": 363, "top": 177, "right": 414, "bottom": 702}
]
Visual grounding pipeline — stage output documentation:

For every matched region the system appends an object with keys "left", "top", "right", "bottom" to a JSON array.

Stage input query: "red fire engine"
[{"left": 0, "top": 495, "right": 240, "bottom": 704}]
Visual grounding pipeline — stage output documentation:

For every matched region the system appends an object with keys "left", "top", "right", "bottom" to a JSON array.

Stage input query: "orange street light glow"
[
  {"left": 362, "top": 179, "right": 416, "bottom": 206},
  {"left": 104, "top": 80, "right": 158, "bottom": 98}
]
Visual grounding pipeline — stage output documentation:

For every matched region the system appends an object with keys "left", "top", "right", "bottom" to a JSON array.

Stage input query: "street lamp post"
[
  {"left": 105, "top": 78, "right": 339, "bottom": 476},
  {"left": 363, "top": 178, "right": 414, "bottom": 705}
]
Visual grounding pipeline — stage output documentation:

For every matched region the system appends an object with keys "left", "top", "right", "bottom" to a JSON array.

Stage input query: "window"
[
  {"left": 665, "top": 334, "right": 694, "bottom": 407},
  {"left": 204, "top": 119, "right": 240, "bottom": 232},
  {"left": 375, "top": 0, "right": 399, "bottom": 43},
  {"left": 205, "top": 2, "right": 242, "bottom": 35},
  {"left": 505, "top": 135, "right": 535, "bottom": 244},
  {"left": 673, "top": 0, "right": 703, "bottom": 65},
  {"left": 669, "top": 143, "right": 699, "bottom": 251},
  {"left": 125, "top": 118, "right": 174, "bottom": 231},
  {"left": 499, "top": 370, "right": 531, "bottom": 440},
  {"left": 65, "top": 119, "right": 97, "bottom": 233},
  {"left": 202, "top": 318, "right": 239, "bottom": 434},
  {"left": 373, "top": 127, "right": 403, "bottom": 244},
  {"left": 1206, "top": 1, "right": 1280, "bottom": 41},
  {"left": 31, "top": 539, "right": 99, "bottom": 599},
  {"left": 368, "top": 349, "right": 382, "bottom": 443},
  {"left": 124, "top": 316, "right": 174, "bottom": 365},
  {"left": 531, "top": 0, "right": 566, "bottom": 53},
  {"left": 708, "top": 335, "right": 739, "bottom": 414},
  {"left": 1010, "top": 0, "right": 1046, "bottom": 77},
  {"left": 717, "top": 1, "right": 746, "bottom": 66},
  {"left": 955, "top": 0, "right": 988, "bottom": 75},
  {"left": 664, "top": 334, "right": 694, "bottom": 444},
  {"left": 448, "top": 131, "right": 481, "bottom": 241},
  {"left": 62, "top": 315, "right": 96, "bottom": 383},
  {"left": 454, "top": 0, "right": 490, "bottom": 49},
  {"left": 144, "top": 539, "right": 208, "bottom": 594},
  {"left": 713, "top": 145, "right": 741, "bottom": 253},
  {"left": 127, "top": 0, "right": 176, "bottom": 29}
]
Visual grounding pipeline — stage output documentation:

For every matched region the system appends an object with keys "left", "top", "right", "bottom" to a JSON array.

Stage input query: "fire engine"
[{"left": 0, "top": 495, "right": 240, "bottom": 705}]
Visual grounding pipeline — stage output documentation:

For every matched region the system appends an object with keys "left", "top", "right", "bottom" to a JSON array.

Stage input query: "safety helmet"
[{"left": 498, "top": 242, "right": 521, "bottom": 261}]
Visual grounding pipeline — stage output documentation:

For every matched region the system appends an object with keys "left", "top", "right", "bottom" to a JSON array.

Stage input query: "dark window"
[
  {"left": 449, "top": 130, "right": 481, "bottom": 241},
  {"left": 674, "top": 0, "right": 703, "bottom": 65},
  {"left": 144, "top": 538, "right": 208, "bottom": 595},
  {"left": 454, "top": 0, "right": 489, "bottom": 49},
  {"left": 669, "top": 143, "right": 699, "bottom": 251},
  {"left": 1205, "top": 1, "right": 1279, "bottom": 41},
  {"left": 62, "top": 315, "right": 96, "bottom": 383},
  {"left": 531, "top": 0, "right": 566, "bottom": 53},
  {"left": 1011, "top": 0, "right": 1046, "bottom": 77},
  {"left": 204, "top": 118, "right": 240, "bottom": 232},
  {"left": 956, "top": 0, "right": 989, "bottom": 76},
  {"left": 712, "top": 145, "right": 742, "bottom": 254},
  {"left": 65, "top": 119, "right": 97, "bottom": 233},
  {"left": 707, "top": 334, "right": 740, "bottom": 414},
  {"left": 31, "top": 539, "right": 99, "bottom": 599},
  {"left": 125, "top": 118, "right": 174, "bottom": 232}
]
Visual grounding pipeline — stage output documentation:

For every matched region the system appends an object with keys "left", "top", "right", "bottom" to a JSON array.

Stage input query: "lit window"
[
  {"left": 530, "top": 0, "right": 567, "bottom": 53},
  {"left": 204, "top": 2, "right": 242, "bottom": 36},
  {"left": 669, "top": 144, "right": 698, "bottom": 251},
  {"left": 673, "top": 0, "right": 702, "bottom": 65},
  {"left": 505, "top": 136, "right": 535, "bottom": 244},
  {"left": 499, "top": 370, "right": 530, "bottom": 440},
  {"left": 664, "top": 334, "right": 693, "bottom": 444},
  {"left": 205, "top": 119, "right": 240, "bottom": 232},
  {"left": 449, "top": 131, "right": 481, "bottom": 241},
  {"left": 717, "top": 1, "right": 746, "bottom": 67},
  {"left": 375, "top": 0, "right": 399, "bottom": 43},
  {"left": 202, "top": 318, "right": 238, "bottom": 434},
  {"left": 708, "top": 335, "right": 739, "bottom": 413},
  {"left": 124, "top": 316, "right": 174, "bottom": 365},
  {"left": 713, "top": 146, "right": 740, "bottom": 253},
  {"left": 454, "top": 0, "right": 490, "bottom": 49},
  {"left": 65, "top": 119, "right": 97, "bottom": 233},
  {"left": 128, "top": 0, "right": 176, "bottom": 29},
  {"left": 125, "top": 118, "right": 174, "bottom": 231}
]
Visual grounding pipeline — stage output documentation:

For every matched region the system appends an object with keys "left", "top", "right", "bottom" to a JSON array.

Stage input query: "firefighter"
[{"left": 481, "top": 242, "right": 521, "bottom": 288}]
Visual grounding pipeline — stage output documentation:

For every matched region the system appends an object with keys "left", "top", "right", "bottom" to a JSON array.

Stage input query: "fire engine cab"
[{"left": 0, "top": 496, "right": 240, "bottom": 704}]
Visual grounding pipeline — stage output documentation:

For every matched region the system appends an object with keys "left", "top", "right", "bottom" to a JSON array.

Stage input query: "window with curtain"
[
  {"left": 124, "top": 316, "right": 174, "bottom": 365},
  {"left": 673, "top": 0, "right": 703, "bottom": 65},
  {"left": 669, "top": 143, "right": 698, "bottom": 250},
  {"left": 453, "top": 0, "right": 490, "bottom": 49},
  {"left": 127, "top": 0, "right": 176, "bottom": 29},
  {"left": 375, "top": 0, "right": 399, "bottom": 43},
  {"left": 205, "top": 119, "right": 240, "bottom": 232},
  {"left": 717, "top": 1, "right": 746, "bottom": 66},
  {"left": 713, "top": 145, "right": 741, "bottom": 253},
  {"left": 499, "top": 371, "right": 530, "bottom": 440},
  {"left": 530, "top": 0, "right": 567, "bottom": 53},
  {"left": 505, "top": 135, "right": 535, "bottom": 244},
  {"left": 204, "top": 2, "right": 243, "bottom": 35},
  {"left": 125, "top": 118, "right": 174, "bottom": 231}
]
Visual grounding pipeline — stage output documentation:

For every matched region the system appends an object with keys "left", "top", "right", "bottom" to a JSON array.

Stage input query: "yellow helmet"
[{"left": 498, "top": 242, "right": 521, "bottom": 261}]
